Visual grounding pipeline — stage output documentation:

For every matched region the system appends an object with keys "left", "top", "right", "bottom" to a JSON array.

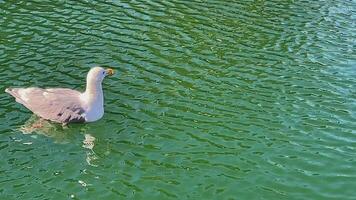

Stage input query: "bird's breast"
[
  {"left": 80, "top": 92, "right": 104, "bottom": 122},
  {"left": 84, "top": 105, "right": 104, "bottom": 122}
]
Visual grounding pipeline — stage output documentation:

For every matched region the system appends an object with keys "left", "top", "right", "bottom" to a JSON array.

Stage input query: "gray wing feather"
[{"left": 6, "top": 87, "right": 86, "bottom": 123}]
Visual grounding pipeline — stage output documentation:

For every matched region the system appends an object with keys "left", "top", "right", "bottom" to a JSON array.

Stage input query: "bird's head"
[{"left": 87, "top": 66, "right": 115, "bottom": 83}]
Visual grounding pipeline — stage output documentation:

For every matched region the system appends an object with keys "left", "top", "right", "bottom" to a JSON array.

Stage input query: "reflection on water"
[
  {"left": 83, "top": 134, "right": 98, "bottom": 167},
  {"left": 19, "top": 115, "right": 71, "bottom": 143},
  {"left": 19, "top": 115, "right": 99, "bottom": 166}
]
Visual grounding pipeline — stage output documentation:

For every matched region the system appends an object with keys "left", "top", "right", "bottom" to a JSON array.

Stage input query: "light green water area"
[{"left": 0, "top": 1, "right": 355, "bottom": 199}]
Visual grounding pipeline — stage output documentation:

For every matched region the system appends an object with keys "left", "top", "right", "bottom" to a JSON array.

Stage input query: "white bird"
[{"left": 5, "top": 66, "right": 114, "bottom": 124}]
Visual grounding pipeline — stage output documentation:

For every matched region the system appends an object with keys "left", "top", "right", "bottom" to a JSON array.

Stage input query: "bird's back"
[{"left": 6, "top": 87, "right": 86, "bottom": 123}]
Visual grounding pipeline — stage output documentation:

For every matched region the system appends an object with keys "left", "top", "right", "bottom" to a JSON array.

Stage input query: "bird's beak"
[{"left": 106, "top": 68, "right": 114, "bottom": 76}]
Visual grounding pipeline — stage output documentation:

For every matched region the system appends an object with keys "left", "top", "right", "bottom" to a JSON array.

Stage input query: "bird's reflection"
[
  {"left": 19, "top": 115, "right": 71, "bottom": 143},
  {"left": 19, "top": 115, "right": 99, "bottom": 166},
  {"left": 82, "top": 133, "right": 98, "bottom": 167}
]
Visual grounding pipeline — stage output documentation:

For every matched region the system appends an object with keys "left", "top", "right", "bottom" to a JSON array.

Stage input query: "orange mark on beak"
[{"left": 106, "top": 68, "right": 114, "bottom": 76}]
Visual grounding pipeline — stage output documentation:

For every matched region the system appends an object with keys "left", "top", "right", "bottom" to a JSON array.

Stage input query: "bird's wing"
[{"left": 6, "top": 87, "right": 86, "bottom": 123}]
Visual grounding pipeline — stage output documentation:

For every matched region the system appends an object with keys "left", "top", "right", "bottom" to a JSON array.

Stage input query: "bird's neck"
[{"left": 84, "top": 79, "right": 103, "bottom": 106}]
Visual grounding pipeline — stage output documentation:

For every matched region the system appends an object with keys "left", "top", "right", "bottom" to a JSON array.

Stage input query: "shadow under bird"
[{"left": 5, "top": 66, "right": 114, "bottom": 124}]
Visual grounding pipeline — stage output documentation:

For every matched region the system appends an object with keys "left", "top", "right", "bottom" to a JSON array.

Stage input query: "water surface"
[{"left": 0, "top": 0, "right": 355, "bottom": 199}]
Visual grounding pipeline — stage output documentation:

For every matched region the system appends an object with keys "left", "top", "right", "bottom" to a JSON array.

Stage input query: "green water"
[{"left": 0, "top": 0, "right": 355, "bottom": 199}]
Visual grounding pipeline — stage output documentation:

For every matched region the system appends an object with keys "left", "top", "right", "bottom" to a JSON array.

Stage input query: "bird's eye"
[{"left": 102, "top": 71, "right": 105, "bottom": 75}]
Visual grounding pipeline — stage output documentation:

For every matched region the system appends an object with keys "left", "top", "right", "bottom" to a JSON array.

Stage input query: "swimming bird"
[{"left": 5, "top": 66, "right": 114, "bottom": 124}]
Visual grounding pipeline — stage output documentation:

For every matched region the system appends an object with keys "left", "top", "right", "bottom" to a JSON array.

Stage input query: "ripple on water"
[{"left": 0, "top": 0, "right": 355, "bottom": 199}]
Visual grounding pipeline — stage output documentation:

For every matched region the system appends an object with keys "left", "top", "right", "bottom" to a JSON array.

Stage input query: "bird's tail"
[
  {"left": 5, "top": 88, "right": 27, "bottom": 105},
  {"left": 5, "top": 88, "right": 18, "bottom": 98}
]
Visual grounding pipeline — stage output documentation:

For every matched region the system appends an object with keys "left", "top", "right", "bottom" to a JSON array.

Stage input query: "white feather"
[
  {"left": 18, "top": 88, "right": 36, "bottom": 102},
  {"left": 80, "top": 67, "right": 106, "bottom": 122}
]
